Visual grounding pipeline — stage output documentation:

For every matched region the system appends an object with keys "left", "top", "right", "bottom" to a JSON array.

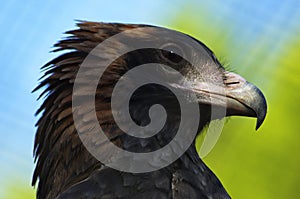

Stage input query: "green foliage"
[
  {"left": 3, "top": 180, "right": 35, "bottom": 199},
  {"left": 169, "top": 3, "right": 300, "bottom": 199}
]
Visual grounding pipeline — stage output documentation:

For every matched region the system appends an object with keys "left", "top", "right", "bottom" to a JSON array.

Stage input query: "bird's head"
[
  {"left": 86, "top": 25, "right": 267, "bottom": 140},
  {"left": 68, "top": 23, "right": 268, "bottom": 171}
]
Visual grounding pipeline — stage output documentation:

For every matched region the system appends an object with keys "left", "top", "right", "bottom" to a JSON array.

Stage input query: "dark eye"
[{"left": 160, "top": 43, "right": 185, "bottom": 65}]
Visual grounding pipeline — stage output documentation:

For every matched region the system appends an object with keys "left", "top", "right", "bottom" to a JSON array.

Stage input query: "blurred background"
[{"left": 0, "top": 0, "right": 299, "bottom": 198}]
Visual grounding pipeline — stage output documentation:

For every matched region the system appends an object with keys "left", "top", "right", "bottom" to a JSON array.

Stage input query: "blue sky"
[{"left": 0, "top": 0, "right": 299, "bottom": 196}]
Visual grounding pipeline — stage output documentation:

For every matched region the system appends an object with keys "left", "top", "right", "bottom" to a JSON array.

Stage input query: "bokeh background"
[{"left": 0, "top": 0, "right": 299, "bottom": 198}]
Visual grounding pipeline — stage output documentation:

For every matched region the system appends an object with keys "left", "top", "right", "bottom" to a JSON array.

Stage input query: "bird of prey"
[{"left": 32, "top": 21, "right": 267, "bottom": 199}]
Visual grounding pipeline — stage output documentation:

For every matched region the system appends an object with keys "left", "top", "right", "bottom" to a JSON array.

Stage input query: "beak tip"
[
  {"left": 255, "top": 116, "right": 266, "bottom": 130},
  {"left": 255, "top": 121, "right": 262, "bottom": 130},
  {"left": 255, "top": 105, "right": 267, "bottom": 131},
  {"left": 249, "top": 84, "right": 267, "bottom": 131}
]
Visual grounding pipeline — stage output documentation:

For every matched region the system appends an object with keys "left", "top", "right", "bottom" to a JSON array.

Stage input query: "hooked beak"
[
  {"left": 192, "top": 72, "right": 267, "bottom": 130},
  {"left": 223, "top": 72, "right": 267, "bottom": 130}
]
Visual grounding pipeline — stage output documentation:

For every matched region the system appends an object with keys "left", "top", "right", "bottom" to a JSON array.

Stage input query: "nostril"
[
  {"left": 225, "top": 81, "right": 240, "bottom": 85},
  {"left": 223, "top": 72, "right": 246, "bottom": 86}
]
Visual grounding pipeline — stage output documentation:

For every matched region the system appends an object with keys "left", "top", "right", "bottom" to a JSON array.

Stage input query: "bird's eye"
[{"left": 160, "top": 43, "right": 185, "bottom": 65}]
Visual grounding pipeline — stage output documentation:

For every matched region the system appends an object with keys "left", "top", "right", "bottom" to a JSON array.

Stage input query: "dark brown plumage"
[{"left": 32, "top": 21, "right": 266, "bottom": 199}]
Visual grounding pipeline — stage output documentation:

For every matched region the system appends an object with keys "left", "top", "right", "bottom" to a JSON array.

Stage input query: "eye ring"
[{"left": 159, "top": 43, "right": 185, "bottom": 65}]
